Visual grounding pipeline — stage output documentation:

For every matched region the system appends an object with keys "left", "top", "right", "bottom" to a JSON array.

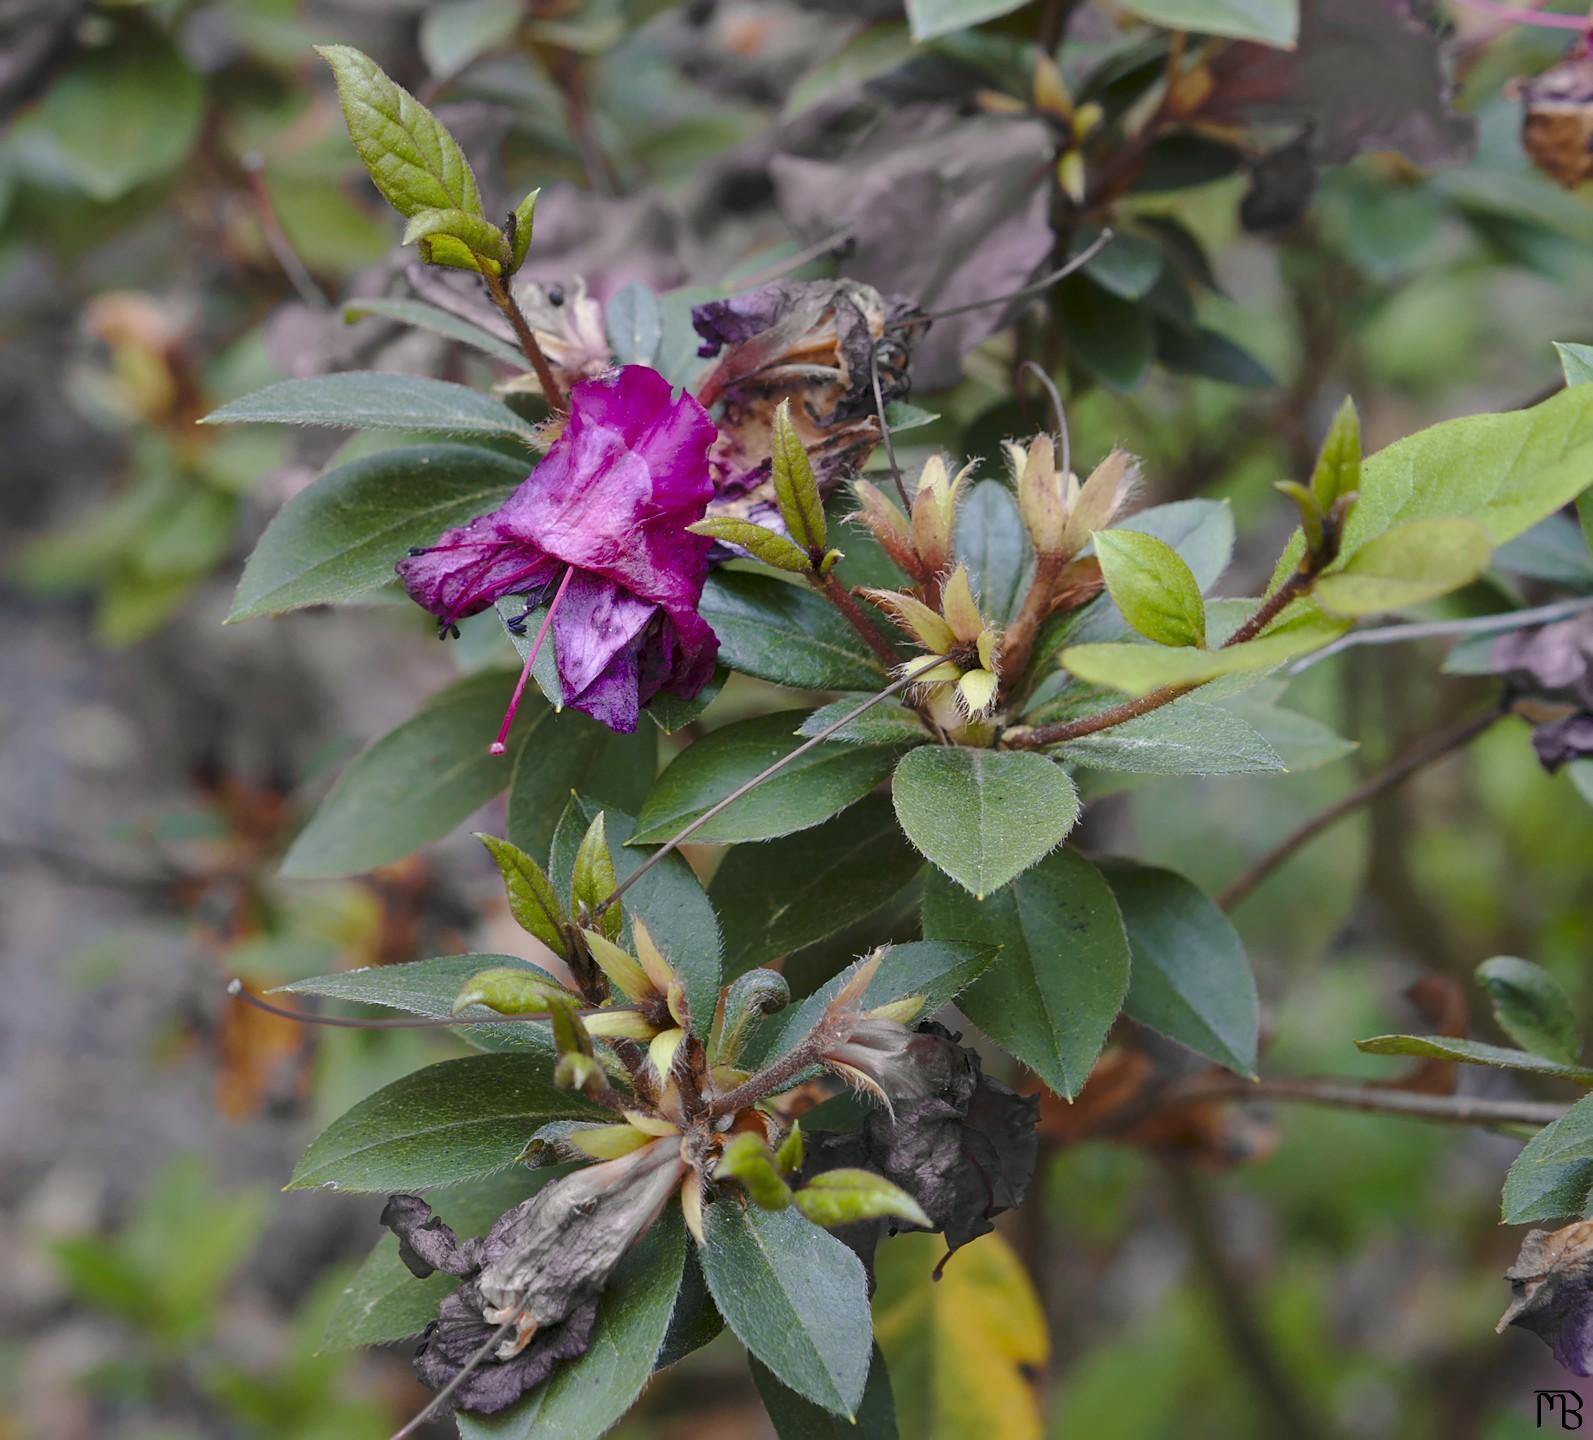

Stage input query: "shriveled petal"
[
  {"left": 395, "top": 513, "right": 560, "bottom": 630},
  {"left": 553, "top": 572, "right": 656, "bottom": 731}
]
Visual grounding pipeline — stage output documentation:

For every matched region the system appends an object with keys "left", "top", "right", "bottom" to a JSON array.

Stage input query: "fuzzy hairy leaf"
[{"left": 700, "top": 572, "right": 888, "bottom": 690}]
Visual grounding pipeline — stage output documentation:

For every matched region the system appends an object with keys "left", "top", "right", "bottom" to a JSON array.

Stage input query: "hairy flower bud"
[
  {"left": 909, "top": 455, "right": 975, "bottom": 579},
  {"left": 1015, "top": 433, "right": 1067, "bottom": 554}
]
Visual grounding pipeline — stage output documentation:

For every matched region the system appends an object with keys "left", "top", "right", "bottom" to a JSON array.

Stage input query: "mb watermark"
[{"left": 1538, "top": 1390, "right": 1584, "bottom": 1429}]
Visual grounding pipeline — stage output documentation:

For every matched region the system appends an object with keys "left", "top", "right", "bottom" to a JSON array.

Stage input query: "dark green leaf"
[
  {"left": 1116, "top": 0, "right": 1298, "bottom": 45},
  {"left": 796, "top": 697, "right": 931, "bottom": 747},
  {"left": 285, "top": 954, "right": 564, "bottom": 1054},
  {"left": 711, "top": 795, "right": 926, "bottom": 978},
  {"left": 892, "top": 748, "right": 1079, "bottom": 898},
  {"left": 924, "top": 849, "right": 1130, "bottom": 1097},
  {"left": 1504, "top": 1103, "right": 1593, "bottom": 1223},
  {"left": 506, "top": 715, "right": 655, "bottom": 862},
  {"left": 1103, "top": 861, "right": 1258, "bottom": 1076},
  {"left": 1155, "top": 322, "right": 1275, "bottom": 388},
  {"left": 956, "top": 482, "right": 1033, "bottom": 625},
  {"left": 340, "top": 299, "right": 526, "bottom": 368},
  {"left": 1061, "top": 278, "right": 1155, "bottom": 390},
  {"left": 288, "top": 1054, "right": 608, "bottom": 1191},
  {"left": 752, "top": 1346, "right": 898, "bottom": 1439},
  {"left": 700, "top": 571, "right": 888, "bottom": 690},
  {"left": 631, "top": 710, "right": 902, "bottom": 846},
  {"left": 228, "top": 443, "right": 524, "bottom": 620},
  {"left": 202, "top": 373, "right": 540, "bottom": 446},
  {"left": 903, "top": 0, "right": 1030, "bottom": 40},
  {"left": 458, "top": 1209, "right": 687, "bottom": 1439},
  {"left": 317, "top": 44, "right": 482, "bottom": 218},
  {"left": 1077, "top": 229, "right": 1164, "bottom": 300},
  {"left": 1477, "top": 956, "right": 1582, "bottom": 1065},
  {"left": 700, "top": 1202, "right": 871, "bottom": 1416},
  {"left": 1355, "top": 1035, "right": 1593, "bottom": 1083}
]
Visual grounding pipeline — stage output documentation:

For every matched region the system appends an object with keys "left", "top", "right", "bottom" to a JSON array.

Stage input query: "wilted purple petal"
[
  {"left": 1500, "top": 1220, "right": 1593, "bottom": 1375},
  {"left": 1533, "top": 713, "right": 1593, "bottom": 772}
]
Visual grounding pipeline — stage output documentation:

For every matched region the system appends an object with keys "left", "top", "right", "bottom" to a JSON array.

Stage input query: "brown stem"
[
  {"left": 1172, "top": 1075, "right": 1565, "bottom": 1130},
  {"left": 1217, "top": 703, "right": 1504, "bottom": 911},
  {"left": 817, "top": 572, "right": 902, "bottom": 670},
  {"left": 1162, "top": 1164, "right": 1336, "bottom": 1440},
  {"left": 481, "top": 266, "right": 565, "bottom": 412},
  {"left": 999, "top": 551, "right": 1066, "bottom": 703},
  {"left": 1224, "top": 568, "right": 1312, "bottom": 648},
  {"left": 710, "top": 1034, "right": 826, "bottom": 1118}
]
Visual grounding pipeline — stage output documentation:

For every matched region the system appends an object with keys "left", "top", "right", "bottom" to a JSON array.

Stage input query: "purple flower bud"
[{"left": 397, "top": 365, "right": 719, "bottom": 734}]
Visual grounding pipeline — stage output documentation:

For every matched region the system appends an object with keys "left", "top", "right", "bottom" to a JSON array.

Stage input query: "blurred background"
[{"left": 3, "top": 1, "right": 1593, "bottom": 1437}]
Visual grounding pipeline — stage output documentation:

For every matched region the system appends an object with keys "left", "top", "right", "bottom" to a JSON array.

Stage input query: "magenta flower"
[{"left": 397, "top": 366, "right": 719, "bottom": 743}]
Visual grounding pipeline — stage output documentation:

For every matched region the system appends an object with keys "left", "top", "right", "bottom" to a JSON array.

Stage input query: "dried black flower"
[
  {"left": 1499, "top": 1220, "right": 1593, "bottom": 1375},
  {"left": 382, "top": 1139, "right": 685, "bottom": 1415},
  {"left": 1491, "top": 615, "right": 1593, "bottom": 772}
]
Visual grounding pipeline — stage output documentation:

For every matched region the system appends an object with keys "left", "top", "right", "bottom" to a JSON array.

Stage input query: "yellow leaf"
[{"left": 872, "top": 1230, "right": 1048, "bottom": 1440}]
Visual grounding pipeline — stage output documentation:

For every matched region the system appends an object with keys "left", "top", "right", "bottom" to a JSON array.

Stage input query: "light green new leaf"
[
  {"left": 1116, "top": 0, "right": 1298, "bottom": 47},
  {"left": 893, "top": 748, "right": 1079, "bottom": 898},
  {"left": 1355, "top": 1035, "right": 1593, "bottom": 1084},
  {"left": 923, "top": 850, "right": 1130, "bottom": 1097},
  {"left": 690, "top": 518, "right": 814, "bottom": 575},
  {"left": 228, "top": 443, "right": 524, "bottom": 620},
  {"left": 1314, "top": 517, "right": 1492, "bottom": 616},
  {"left": 458, "top": 1211, "right": 687, "bottom": 1440},
  {"left": 476, "top": 834, "right": 567, "bottom": 957},
  {"left": 771, "top": 401, "right": 827, "bottom": 554},
  {"left": 402, "top": 207, "right": 511, "bottom": 273},
  {"left": 1061, "top": 610, "right": 1349, "bottom": 697},
  {"left": 1477, "top": 956, "right": 1582, "bottom": 1065},
  {"left": 631, "top": 710, "right": 902, "bottom": 845},
  {"left": 288, "top": 1054, "right": 607, "bottom": 1191},
  {"left": 203, "top": 373, "right": 540, "bottom": 447},
  {"left": 1094, "top": 530, "right": 1207, "bottom": 647},
  {"left": 317, "top": 44, "right": 482, "bottom": 219},
  {"left": 795, "top": 1171, "right": 932, "bottom": 1230},
  {"left": 1555, "top": 341, "right": 1593, "bottom": 386},
  {"left": 700, "top": 1202, "right": 872, "bottom": 1417},
  {"left": 1103, "top": 861, "right": 1258, "bottom": 1076},
  {"left": 1309, "top": 396, "right": 1362, "bottom": 510}
]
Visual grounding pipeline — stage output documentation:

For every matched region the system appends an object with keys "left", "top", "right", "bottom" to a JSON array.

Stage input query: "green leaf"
[
  {"left": 752, "top": 1347, "right": 898, "bottom": 1439},
  {"left": 1354, "top": 1035, "right": 1593, "bottom": 1084},
  {"left": 402, "top": 207, "right": 511, "bottom": 272},
  {"left": 700, "top": 572, "right": 888, "bottom": 690},
  {"left": 1060, "top": 278, "right": 1155, "bottom": 391},
  {"left": 458, "top": 1209, "right": 687, "bottom": 1440},
  {"left": 1054, "top": 695, "right": 1284, "bottom": 775},
  {"left": 317, "top": 44, "right": 482, "bottom": 219},
  {"left": 746, "top": 942, "right": 996, "bottom": 1070},
  {"left": 631, "top": 710, "right": 903, "bottom": 846},
  {"left": 288, "top": 1054, "right": 607, "bottom": 1191},
  {"left": 795, "top": 1171, "right": 932, "bottom": 1230},
  {"left": 700, "top": 1201, "right": 872, "bottom": 1417},
  {"left": 510, "top": 188, "right": 539, "bottom": 272},
  {"left": 281, "top": 672, "right": 537, "bottom": 879},
  {"left": 1309, "top": 396, "right": 1362, "bottom": 511},
  {"left": 691, "top": 518, "right": 814, "bottom": 575},
  {"left": 891, "top": 748, "right": 1079, "bottom": 898},
  {"left": 572, "top": 812, "right": 621, "bottom": 939},
  {"left": 796, "top": 697, "right": 931, "bottom": 747},
  {"left": 322, "top": 1168, "right": 564, "bottom": 1349},
  {"left": 1218, "top": 692, "right": 1357, "bottom": 772},
  {"left": 1477, "top": 956, "right": 1582, "bottom": 1065},
  {"left": 956, "top": 482, "right": 1034, "bottom": 625},
  {"left": 476, "top": 835, "right": 567, "bottom": 956},
  {"left": 285, "top": 954, "right": 563, "bottom": 1054},
  {"left": 1093, "top": 530, "right": 1207, "bottom": 648},
  {"left": 1115, "top": 0, "right": 1298, "bottom": 47},
  {"left": 1275, "top": 384, "right": 1593, "bottom": 587},
  {"left": 1076, "top": 228, "right": 1164, "bottom": 301},
  {"left": 341, "top": 298, "right": 526, "bottom": 366},
  {"left": 1315, "top": 517, "right": 1492, "bottom": 617},
  {"left": 550, "top": 801, "right": 722, "bottom": 1034},
  {"left": 903, "top": 0, "right": 1031, "bottom": 41},
  {"left": 202, "top": 373, "right": 539, "bottom": 447},
  {"left": 506, "top": 710, "right": 656, "bottom": 862},
  {"left": 606, "top": 281, "right": 662, "bottom": 368},
  {"left": 1103, "top": 861, "right": 1258, "bottom": 1076},
  {"left": 1503, "top": 1102, "right": 1593, "bottom": 1223},
  {"left": 1555, "top": 340, "right": 1593, "bottom": 386},
  {"left": 785, "top": 23, "right": 915, "bottom": 117},
  {"left": 38, "top": 24, "right": 204, "bottom": 202},
  {"left": 923, "top": 850, "right": 1130, "bottom": 1098},
  {"left": 1061, "top": 611, "right": 1349, "bottom": 697},
  {"left": 420, "top": 0, "right": 523, "bottom": 76},
  {"left": 228, "top": 443, "right": 523, "bottom": 620},
  {"left": 772, "top": 401, "right": 827, "bottom": 554},
  {"left": 711, "top": 796, "right": 926, "bottom": 978}
]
